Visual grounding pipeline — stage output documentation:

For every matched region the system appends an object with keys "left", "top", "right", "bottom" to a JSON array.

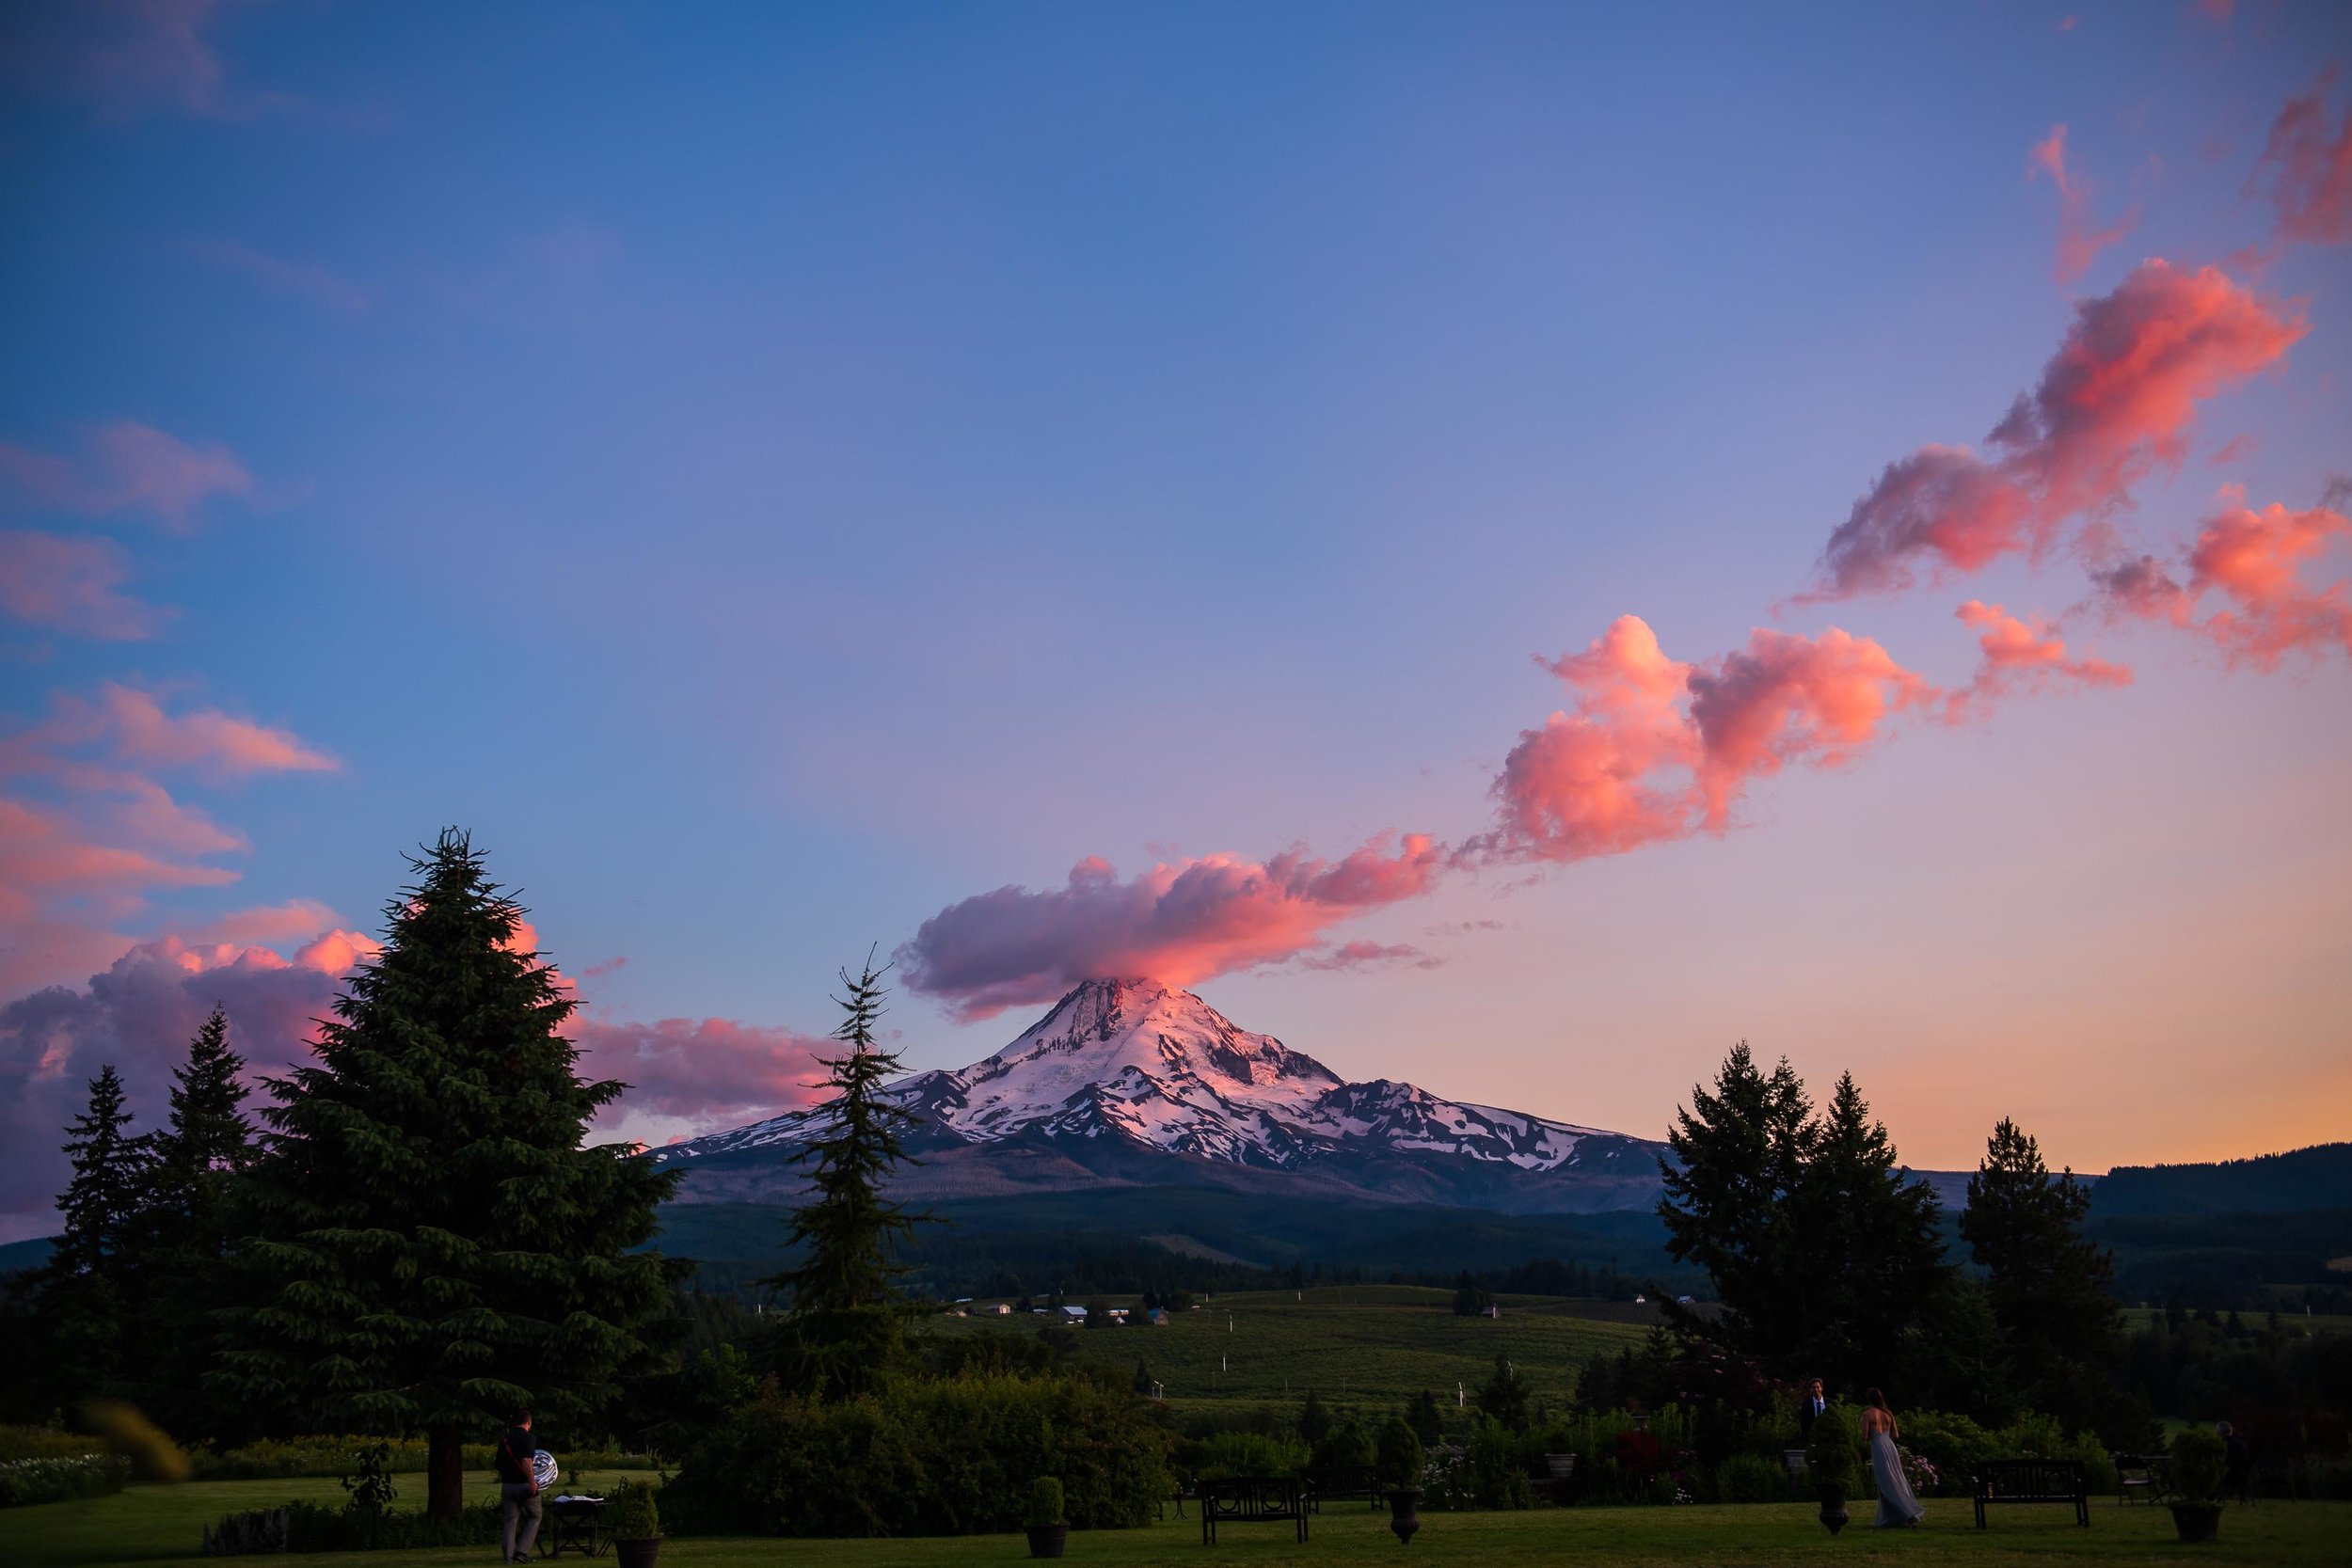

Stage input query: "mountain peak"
[{"left": 654, "top": 979, "right": 1659, "bottom": 1182}]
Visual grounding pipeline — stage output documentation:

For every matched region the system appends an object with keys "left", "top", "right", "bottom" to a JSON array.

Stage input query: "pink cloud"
[
  {"left": 0, "top": 798, "right": 237, "bottom": 923},
  {"left": 1474, "top": 617, "right": 1943, "bottom": 864},
  {"left": 2197, "top": 0, "right": 2233, "bottom": 22},
  {"left": 0, "top": 421, "right": 254, "bottom": 529},
  {"left": 2029, "top": 125, "right": 2135, "bottom": 285},
  {"left": 1946, "top": 600, "right": 2131, "bottom": 721},
  {"left": 182, "top": 238, "right": 371, "bottom": 314},
  {"left": 567, "top": 1015, "right": 834, "bottom": 1129},
  {"left": 2096, "top": 491, "right": 2352, "bottom": 670},
  {"left": 0, "top": 531, "right": 170, "bottom": 640},
  {"left": 2249, "top": 70, "right": 2352, "bottom": 246},
  {"left": 1296, "top": 940, "right": 1444, "bottom": 974},
  {"left": 1805, "top": 261, "right": 2305, "bottom": 600},
  {"left": 22, "top": 684, "right": 337, "bottom": 778},
  {"left": 898, "top": 832, "right": 1446, "bottom": 1019}
]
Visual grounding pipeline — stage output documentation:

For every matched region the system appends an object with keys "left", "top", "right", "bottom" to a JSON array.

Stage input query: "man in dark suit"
[{"left": 1798, "top": 1378, "right": 1828, "bottom": 1442}]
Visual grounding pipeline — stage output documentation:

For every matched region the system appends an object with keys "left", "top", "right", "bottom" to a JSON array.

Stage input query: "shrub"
[
  {"left": 664, "top": 1373, "right": 1169, "bottom": 1537},
  {"left": 1025, "top": 1477, "right": 1065, "bottom": 1528},
  {"left": 2170, "top": 1429, "right": 2226, "bottom": 1503},
  {"left": 608, "top": 1480, "right": 661, "bottom": 1541},
  {"left": 201, "top": 1499, "right": 501, "bottom": 1555},
  {"left": 1375, "top": 1418, "right": 1423, "bottom": 1490},
  {"left": 0, "top": 1426, "right": 105, "bottom": 1463},
  {"left": 0, "top": 1453, "right": 129, "bottom": 1508},
  {"left": 1715, "top": 1451, "right": 1787, "bottom": 1503},
  {"left": 1188, "top": 1431, "right": 1307, "bottom": 1480},
  {"left": 1804, "top": 1402, "right": 1859, "bottom": 1494},
  {"left": 1429, "top": 1418, "right": 1533, "bottom": 1511}
]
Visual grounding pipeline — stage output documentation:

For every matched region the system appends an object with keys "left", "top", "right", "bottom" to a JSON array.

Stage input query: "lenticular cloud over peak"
[{"left": 895, "top": 833, "right": 1446, "bottom": 1020}]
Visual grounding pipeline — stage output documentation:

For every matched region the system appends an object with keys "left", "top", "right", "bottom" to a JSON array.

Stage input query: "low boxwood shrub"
[
  {"left": 1715, "top": 1451, "right": 1788, "bottom": 1502},
  {"left": 200, "top": 1499, "right": 501, "bottom": 1555},
  {"left": 0, "top": 1453, "right": 130, "bottom": 1508},
  {"left": 1185, "top": 1431, "right": 1307, "bottom": 1480},
  {"left": 664, "top": 1372, "right": 1170, "bottom": 1537}
]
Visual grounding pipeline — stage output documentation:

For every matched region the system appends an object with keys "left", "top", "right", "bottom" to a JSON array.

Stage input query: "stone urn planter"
[
  {"left": 1386, "top": 1486, "right": 1422, "bottom": 1544},
  {"left": 1024, "top": 1524, "right": 1070, "bottom": 1559},
  {"left": 1025, "top": 1477, "right": 1069, "bottom": 1559},
  {"left": 614, "top": 1541, "right": 661, "bottom": 1568},
  {"left": 2169, "top": 1501, "right": 2222, "bottom": 1544},
  {"left": 1817, "top": 1484, "right": 1850, "bottom": 1536}
]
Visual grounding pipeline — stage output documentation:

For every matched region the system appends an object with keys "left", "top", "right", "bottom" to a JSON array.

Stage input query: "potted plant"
[
  {"left": 1025, "top": 1476, "right": 1069, "bottom": 1560},
  {"left": 2167, "top": 1429, "right": 2225, "bottom": 1544},
  {"left": 609, "top": 1479, "right": 662, "bottom": 1568},
  {"left": 1804, "top": 1403, "right": 1857, "bottom": 1536},
  {"left": 1376, "top": 1416, "right": 1424, "bottom": 1544}
]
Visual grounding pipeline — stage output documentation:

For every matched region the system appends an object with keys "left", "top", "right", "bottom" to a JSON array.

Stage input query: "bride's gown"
[{"left": 1869, "top": 1428, "right": 1926, "bottom": 1528}]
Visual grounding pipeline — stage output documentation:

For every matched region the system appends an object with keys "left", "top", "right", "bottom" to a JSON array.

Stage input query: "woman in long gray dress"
[{"left": 1861, "top": 1387, "right": 1926, "bottom": 1528}]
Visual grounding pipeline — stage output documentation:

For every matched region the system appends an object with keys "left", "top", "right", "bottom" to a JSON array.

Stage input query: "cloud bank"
[{"left": 1803, "top": 261, "right": 2304, "bottom": 601}]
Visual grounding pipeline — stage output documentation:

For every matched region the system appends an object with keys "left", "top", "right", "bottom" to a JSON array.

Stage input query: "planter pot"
[
  {"left": 2169, "top": 1502, "right": 2222, "bottom": 1544},
  {"left": 614, "top": 1538, "right": 661, "bottom": 1568},
  {"left": 1386, "top": 1486, "right": 1422, "bottom": 1544},
  {"left": 1025, "top": 1524, "right": 1069, "bottom": 1559},
  {"left": 1817, "top": 1484, "right": 1850, "bottom": 1536}
]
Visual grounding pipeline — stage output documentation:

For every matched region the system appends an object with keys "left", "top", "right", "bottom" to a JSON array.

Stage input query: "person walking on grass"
[
  {"left": 1861, "top": 1387, "right": 1926, "bottom": 1528},
  {"left": 496, "top": 1410, "right": 545, "bottom": 1562}
]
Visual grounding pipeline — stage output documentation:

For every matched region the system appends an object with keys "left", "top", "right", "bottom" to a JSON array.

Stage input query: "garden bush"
[
  {"left": 200, "top": 1499, "right": 500, "bottom": 1555},
  {"left": 1186, "top": 1431, "right": 1307, "bottom": 1480},
  {"left": 0, "top": 1425, "right": 105, "bottom": 1463},
  {"left": 1715, "top": 1451, "right": 1788, "bottom": 1502},
  {"left": 189, "top": 1433, "right": 655, "bottom": 1480},
  {"left": 1428, "top": 1418, "right": 1534, "bottom": 1511},
  {"left": 0, "top": 1453, "right": 129, "bottom": 1507},
  {"left": 663, "top": 1372, "right": 1170, "bottom": 1537}
]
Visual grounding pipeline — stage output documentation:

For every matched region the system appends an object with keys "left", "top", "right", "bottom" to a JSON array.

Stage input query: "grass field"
[
  {"left": 930, "top": 1286, "right": 1652, "bottom": 1413},
  {"left": 14, "top": 1478, "right": 2347, "bottom": 1568}
]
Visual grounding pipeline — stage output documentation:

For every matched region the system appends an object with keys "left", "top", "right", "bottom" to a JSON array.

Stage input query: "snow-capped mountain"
[{"left": 651, "top": 978, "right": 1663, "bottom": 1204}]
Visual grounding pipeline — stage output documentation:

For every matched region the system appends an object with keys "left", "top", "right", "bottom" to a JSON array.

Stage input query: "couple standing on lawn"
[{"left": 1800, "top": 1377, "right": 1929, "bottom": 1528}]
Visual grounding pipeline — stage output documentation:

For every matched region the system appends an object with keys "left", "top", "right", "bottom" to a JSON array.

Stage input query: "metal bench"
[
  {"left": 1973, "top": 1459, "right": 2089, "bottom": 1528},
  {"left": 1200, "top": 1476, "right": 1309, "bottom": 1544}
]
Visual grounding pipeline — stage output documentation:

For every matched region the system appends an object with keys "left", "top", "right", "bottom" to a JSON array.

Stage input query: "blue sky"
[{"left": 2, "top": 1, "right": 2347, "bottom": 1237}]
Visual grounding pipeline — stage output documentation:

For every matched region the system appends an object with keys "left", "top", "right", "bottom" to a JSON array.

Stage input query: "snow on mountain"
[{"left": 651, "top": 977, "right": 1645, "bottom": 1179}]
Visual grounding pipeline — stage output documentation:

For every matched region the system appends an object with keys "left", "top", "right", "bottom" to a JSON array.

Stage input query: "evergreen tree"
[
  {"left": 1658, "top": 1041, "right": 1813, "bottom": 1364},
  {"left": 215, "top": 832, "right": 680, "bottom": 1516},
  {"left": 1959, "top": 1117, "right": 2124, "bottom": 1440},
  {"left": 1406, "top": 1388, "right": 1444, "bottom": 1447},
  {"left": 763, "top": 955, "right": 932, "bottom": 1398},
  {"left": 1788, "top": 1072, "right": 1946, "bottom": 1390},
  {"left": 1474, "top": 1354, "right": 1532, "bottom": 1432},
  {"left": 34, "top": 1064, "right": 154, "bottom": 1400},
  {"left": 56, "top": 1064, "right": 151, "bottom": 1280},
  {"left": 1298, "top": 1387, "right": 1332, "bottom": 1445},
  {"left": 120, "top": 1008, "right": 260, "bottom": 1433}
]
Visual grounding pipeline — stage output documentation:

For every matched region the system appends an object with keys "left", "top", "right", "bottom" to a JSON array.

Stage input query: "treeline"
[
  {"left": 0, "top": 832, "right": 680, "bottom": 1518},
  {"left": 1655, "top": 1045, "right": 2146, "bottom": 1447}
]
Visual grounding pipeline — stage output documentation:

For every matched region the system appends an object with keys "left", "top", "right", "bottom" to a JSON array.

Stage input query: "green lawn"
[
  {"left": 934, "top": 1286, "right": 1651, "bottom": 1412},
  {"left": 14, "top": 1478, "right": 2346, "bottom": 1568}
]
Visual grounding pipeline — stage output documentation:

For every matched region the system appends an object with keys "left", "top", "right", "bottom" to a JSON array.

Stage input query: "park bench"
[
  {"left": 2115, "top": 1453, "right": 2170, "bottom": 1506},
  {"left": 1199, "top": 1477, "right": 1309, "bottom": 1544},
  {"left": 1972, "top": 1459, "right": 2089, "bottom": 1528},
  {"left": 1306, "top": 1466, "right": 1386, "bottom": 1512}
]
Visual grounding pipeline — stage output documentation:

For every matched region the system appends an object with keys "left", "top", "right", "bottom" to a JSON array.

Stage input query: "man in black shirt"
[{"left": 495, "top": 1410, "right": 543, "bottom": 1563}]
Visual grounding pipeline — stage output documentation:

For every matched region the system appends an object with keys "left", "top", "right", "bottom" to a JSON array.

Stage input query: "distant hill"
[
  {"left": 2089, "top": 1143, "right": 2352, "bottom": 1217},
  {"left": 0, "top": 1236, "right": 54, "bottom": 1276}
]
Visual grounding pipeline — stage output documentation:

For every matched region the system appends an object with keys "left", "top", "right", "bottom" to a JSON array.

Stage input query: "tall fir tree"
[
  {"left": 763, "top": 957, "right": 931, "bottom": 1398},
  {"left": 36, "top": 1064, "right": 154, "bottom": 1399},
  {"left": 120, "top": 1008, "right": 259, "bottom": 1433},
  {"left": 1959, "top": 1117, "right": 2125, "bottom": 1440},
  {"left": 215, "top": 832, "right": 681, "bottom": 1516},
  {"left": 1658, "top": 1041, "right": 1814, "bottom": 1365},
  {"left": 1788, "top": 1072, "right": 1947, "bottom": 1391},
  {"left": 55, "top": 1063, "right": 151, "bottom": 1280}
]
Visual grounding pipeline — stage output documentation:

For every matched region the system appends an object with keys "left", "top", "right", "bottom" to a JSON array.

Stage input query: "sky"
[{"left": 2, "top": 0, "right": 2349, "bottom": 1243}]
